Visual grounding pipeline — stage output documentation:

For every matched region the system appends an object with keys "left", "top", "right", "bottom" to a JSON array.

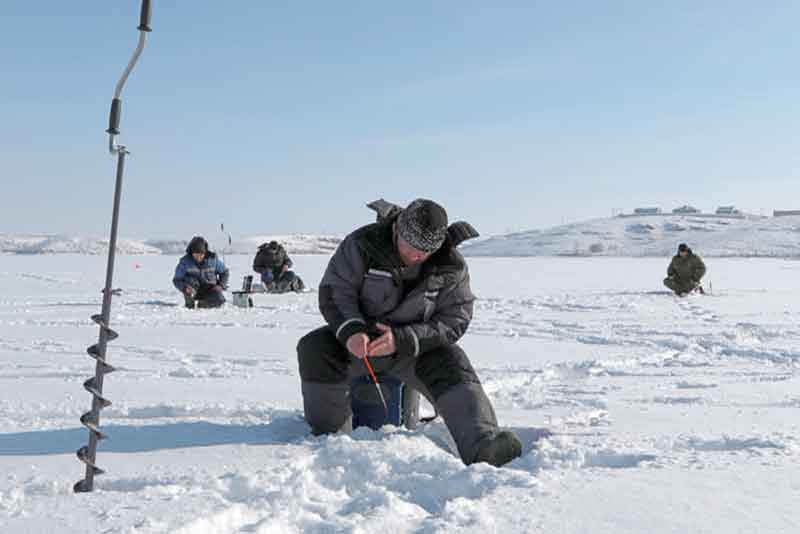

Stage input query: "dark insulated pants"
[
  {"left": 297, "top": 326, "right": 501, "bottom": 465},
  {"left": 183, "top": 285, "right": 226, "bottom": 308},
  {"left": 664, "top": 277, "right": 696, "bottom": 295},
  {"left": 262, "top": 271, "right": 305, "bottom": 293}
]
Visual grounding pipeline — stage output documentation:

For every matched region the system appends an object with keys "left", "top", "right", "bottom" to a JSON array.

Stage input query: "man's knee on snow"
[
  {"left": 286, "top": 272, "right": 305, "bottom": 292},
  {"left": 195, "top": 288, "right": 225, "bottom": 308},
  {"left": 664, "top": 277, "right": 685, "bottom": 293},
  {"left": 204, "top": 290, "right": 226, "bottom": 307},
  {"left": 414, "top": 344, "right": 480, "bottom": 400},
  {"left": 276, "top": 271, "right": 304, "bottom": 293},
  {"left": 297, "top": 327, "right": 350, "bottom": 383},
  {"left": 301, "top": 381, "right": 353, "bottom": 435},
  {"left": 664, "top": 277, "right": 694, "bottom": 295}
]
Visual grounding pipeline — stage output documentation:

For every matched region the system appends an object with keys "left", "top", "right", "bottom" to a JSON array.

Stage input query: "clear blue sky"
[{"left": 2, "top": 1, "right": 799, "bottom": 239}]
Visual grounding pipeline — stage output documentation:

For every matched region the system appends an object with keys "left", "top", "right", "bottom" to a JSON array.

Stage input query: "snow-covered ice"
[{"left": 0, "top": 254, "right": 798, "bottom": 533}]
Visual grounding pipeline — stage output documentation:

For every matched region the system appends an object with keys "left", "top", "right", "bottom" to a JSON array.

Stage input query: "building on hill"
[
  {"left": 672, "top": 205, "right": 700, "bottom": 214},
  {"left": 633, "top": 207, "right": 662, "bottom": 215},
  {"left": 716, "top": 206, "right": 740, "bottom": 215}
]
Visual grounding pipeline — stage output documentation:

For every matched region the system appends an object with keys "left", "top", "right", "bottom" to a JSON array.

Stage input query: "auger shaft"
[{"left": 74, "top": 154, "right": 125, "bottom": 493}]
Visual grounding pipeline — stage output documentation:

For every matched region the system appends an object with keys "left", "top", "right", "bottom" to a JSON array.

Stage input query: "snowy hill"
[
  {"left": 0, "top": 234, "right": 161, "bottom": 255},
  {"left": 0, "top": 234, "right": 341, "bottom": 256},
  {"left": 223, "top": 234, "right": 341, "bottom": 255},
  {"left": 5, "top": 215, "right": 800, "bottom": 257},
  {"left": 463, "top": 215, "right": 800, "bottom": 257}
]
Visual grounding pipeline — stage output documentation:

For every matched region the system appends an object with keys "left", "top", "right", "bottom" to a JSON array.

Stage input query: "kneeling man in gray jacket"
[{"left": 297, "top": 198, "right": 522, "bottom": 467}]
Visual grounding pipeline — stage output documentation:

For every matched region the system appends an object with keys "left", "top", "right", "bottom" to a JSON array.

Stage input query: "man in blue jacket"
[{"left": 173, "top": 236, "right": 230, "bottom": 309}]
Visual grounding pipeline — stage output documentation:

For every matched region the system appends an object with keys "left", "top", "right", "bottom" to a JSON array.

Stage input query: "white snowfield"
[
  {"left": 463, "top": 214, "right": 800, "bottom": 257},
  {"left": 0, "top": 254, "right": 798, "bottom": 533}
]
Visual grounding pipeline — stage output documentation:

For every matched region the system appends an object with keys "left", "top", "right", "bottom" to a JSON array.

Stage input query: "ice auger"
[{"left": 74, "top": 0, "right": 153, "bottom": 494}]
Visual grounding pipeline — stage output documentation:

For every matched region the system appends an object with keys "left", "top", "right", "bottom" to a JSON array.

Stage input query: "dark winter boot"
[
  {"left": 183, "top": 293, "right": 196, "bottom": 309},
  {"left": 435, "top": 383, "right": 501, "bottom": 464},
  {"left": 473, "top": 430, "right": 523, "bottom": 467},
  {"left": 292, "top": 276, "right": 306, "bottom": 292}
]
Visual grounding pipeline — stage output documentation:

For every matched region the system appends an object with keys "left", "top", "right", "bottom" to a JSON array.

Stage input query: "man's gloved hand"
[{"left": 183, "top": 286, "right": 196, "bottom": 297}]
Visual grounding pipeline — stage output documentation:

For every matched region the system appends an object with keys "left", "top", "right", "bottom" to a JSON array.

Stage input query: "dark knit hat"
[
  {"left": 396, "top": 199, "right": 448, "bottom": 253},
  {"left": 678, "top": 243, "right": 689, "bottom": 253},
  {"left": 188, "top": 236, "right": 208, "bottom": 254}
]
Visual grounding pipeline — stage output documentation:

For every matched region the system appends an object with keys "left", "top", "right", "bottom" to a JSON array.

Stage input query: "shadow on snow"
[{"left": 0, "top": 414, "right": 309, "bottom": 456}]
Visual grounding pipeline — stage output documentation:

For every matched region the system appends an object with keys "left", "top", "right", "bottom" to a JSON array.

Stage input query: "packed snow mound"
[
  {"left": 463, "top": 215, "right": 800, "bottom": 257},
  {"left": 0, "top": 234, "right": 341, "bottom": 255}
]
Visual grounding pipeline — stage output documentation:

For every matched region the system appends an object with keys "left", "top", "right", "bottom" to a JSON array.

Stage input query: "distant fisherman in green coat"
[{"left": 664, "top": 243, "right": 706, "bottom": 296}]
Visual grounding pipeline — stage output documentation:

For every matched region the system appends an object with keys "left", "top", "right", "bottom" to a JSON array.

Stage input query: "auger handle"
[
  {"left": 107, "top": 98, "right": 121, "bottom": 135},
  {"left": 107, "top": 0, "right": 153, "bottom": 153},
  {"left": 138, "top": 0, "right": 152, "bottom": 32}
]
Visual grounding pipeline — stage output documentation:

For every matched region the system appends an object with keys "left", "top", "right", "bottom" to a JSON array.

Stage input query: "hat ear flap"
[{"left": 447, "top": 221, "right": 479, "bottom": 247}]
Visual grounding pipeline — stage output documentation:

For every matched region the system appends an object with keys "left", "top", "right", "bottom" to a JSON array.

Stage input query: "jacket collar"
[{"left": 356, "top": 218, "right": 466, "bottom": 280}]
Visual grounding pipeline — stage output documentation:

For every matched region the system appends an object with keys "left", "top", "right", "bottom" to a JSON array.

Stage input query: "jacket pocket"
[
  {"left": 201, "top": 266, "right": 218, "bottom": 285},
  {"left": 360, "top": 270, "right": 400, "bottom": 317}
]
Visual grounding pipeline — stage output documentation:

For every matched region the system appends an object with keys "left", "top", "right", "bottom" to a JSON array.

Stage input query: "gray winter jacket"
[{"left": 319, "top": 218, "right": 475, "bottom": 358}]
